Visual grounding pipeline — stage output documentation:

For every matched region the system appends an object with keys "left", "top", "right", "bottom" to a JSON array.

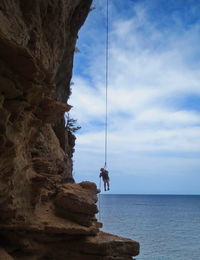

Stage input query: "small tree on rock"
[{"left": 65, "top": 113, "right": 81, "bottom": 133}]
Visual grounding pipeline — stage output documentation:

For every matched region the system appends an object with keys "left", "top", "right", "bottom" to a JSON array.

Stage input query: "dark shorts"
[{"left": 103, "top": 177, "right": 109, "bottom": 181}]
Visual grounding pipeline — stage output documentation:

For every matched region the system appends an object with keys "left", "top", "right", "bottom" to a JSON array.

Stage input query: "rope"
[
  {"left": 98, "top": 0, "right": 109, "bottom": 222},
  {"left": 104, "top": 0, "right": 109, "bottom": 169}
]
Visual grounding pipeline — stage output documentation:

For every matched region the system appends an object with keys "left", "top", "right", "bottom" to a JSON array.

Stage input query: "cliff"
[{"left": 0, "top": 0, "right": 139, "bottom": 259}]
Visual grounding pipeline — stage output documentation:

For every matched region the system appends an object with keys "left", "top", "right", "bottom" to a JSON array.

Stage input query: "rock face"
[{"left": 0, "top": 0, "right": 140, "bottom": 259}]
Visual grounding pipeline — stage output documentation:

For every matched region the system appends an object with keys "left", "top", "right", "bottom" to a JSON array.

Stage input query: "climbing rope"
[
  {"left": 104, "top": 0, "right": 109, "bottom": 169},
  {"left": 98, "top": 0, "right": 109, "bottom": 221}
]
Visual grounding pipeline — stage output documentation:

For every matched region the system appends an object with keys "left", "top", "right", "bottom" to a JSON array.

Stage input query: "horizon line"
[{"left": 100, "top": 193, "right": 200, "bottom": 195}]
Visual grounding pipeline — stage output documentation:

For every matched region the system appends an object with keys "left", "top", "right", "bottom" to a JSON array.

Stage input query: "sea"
[{"left": 99, "top": 195, "right": 200, "bottom": 260}]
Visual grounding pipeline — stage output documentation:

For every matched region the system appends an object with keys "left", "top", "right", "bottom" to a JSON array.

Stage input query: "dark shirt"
[{"left": 100, "top": 170, "right": 109, "bottom": 181}]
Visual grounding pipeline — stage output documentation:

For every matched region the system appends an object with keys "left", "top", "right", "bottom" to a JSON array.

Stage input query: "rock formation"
[{"left": 0, "top": 0, "right": 139, "bottom": 259}]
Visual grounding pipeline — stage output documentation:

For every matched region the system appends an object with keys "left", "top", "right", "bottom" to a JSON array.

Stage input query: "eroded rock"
[
  {"left": 0, "top": 0, "right": 139, "bottom": 259},
  {"left": 0, "top": 248, "right": 13, "bottom": 260},
  {"left": 55, "top": 182, "right": 99, "bottom": 226}
]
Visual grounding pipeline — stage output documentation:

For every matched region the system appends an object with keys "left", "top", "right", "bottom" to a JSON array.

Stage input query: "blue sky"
[{"left": 69, "top": 0, "right": 200, "bottom": 194}]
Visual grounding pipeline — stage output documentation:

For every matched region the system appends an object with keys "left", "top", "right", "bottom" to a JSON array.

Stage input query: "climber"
[{"left": 99, "top": 168, "right": 110, "bottom": 191}]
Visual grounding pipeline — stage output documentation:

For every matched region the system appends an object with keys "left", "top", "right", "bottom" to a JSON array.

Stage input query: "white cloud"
[{"left": 70, "top": 1, "right": 200, "bottom": 191}]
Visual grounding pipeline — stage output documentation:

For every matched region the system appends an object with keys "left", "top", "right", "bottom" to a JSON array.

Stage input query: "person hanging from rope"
[{"left": 99, "top": 168, "right": 110, "bottom": 191}]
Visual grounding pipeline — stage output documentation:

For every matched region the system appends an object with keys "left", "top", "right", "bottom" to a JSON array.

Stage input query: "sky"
[{"left": 69, "top": 0, "right": 200, "bottom": 194}]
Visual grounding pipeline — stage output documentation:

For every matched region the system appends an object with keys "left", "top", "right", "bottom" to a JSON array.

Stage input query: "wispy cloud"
[{"left": 70, "top": 0, "right": 200, "bottom": 193}]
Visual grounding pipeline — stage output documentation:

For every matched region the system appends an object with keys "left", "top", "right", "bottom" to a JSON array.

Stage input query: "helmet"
[{"left": 100, "top": 168, "right": 104, "bottom": 171}]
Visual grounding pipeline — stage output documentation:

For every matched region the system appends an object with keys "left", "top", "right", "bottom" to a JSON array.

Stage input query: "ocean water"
[{"left": 99, "top": 195, "right": 200, "bottom": 260}]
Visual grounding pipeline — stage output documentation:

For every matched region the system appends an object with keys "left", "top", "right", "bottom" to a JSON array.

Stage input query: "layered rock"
[{"left": 0, "top": 0, "right": 140, "bottom": 259}]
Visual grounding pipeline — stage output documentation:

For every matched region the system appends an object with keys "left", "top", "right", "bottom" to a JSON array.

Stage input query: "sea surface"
[{"left": 99, "top": 195, "right": 200, "bottom": 260}]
